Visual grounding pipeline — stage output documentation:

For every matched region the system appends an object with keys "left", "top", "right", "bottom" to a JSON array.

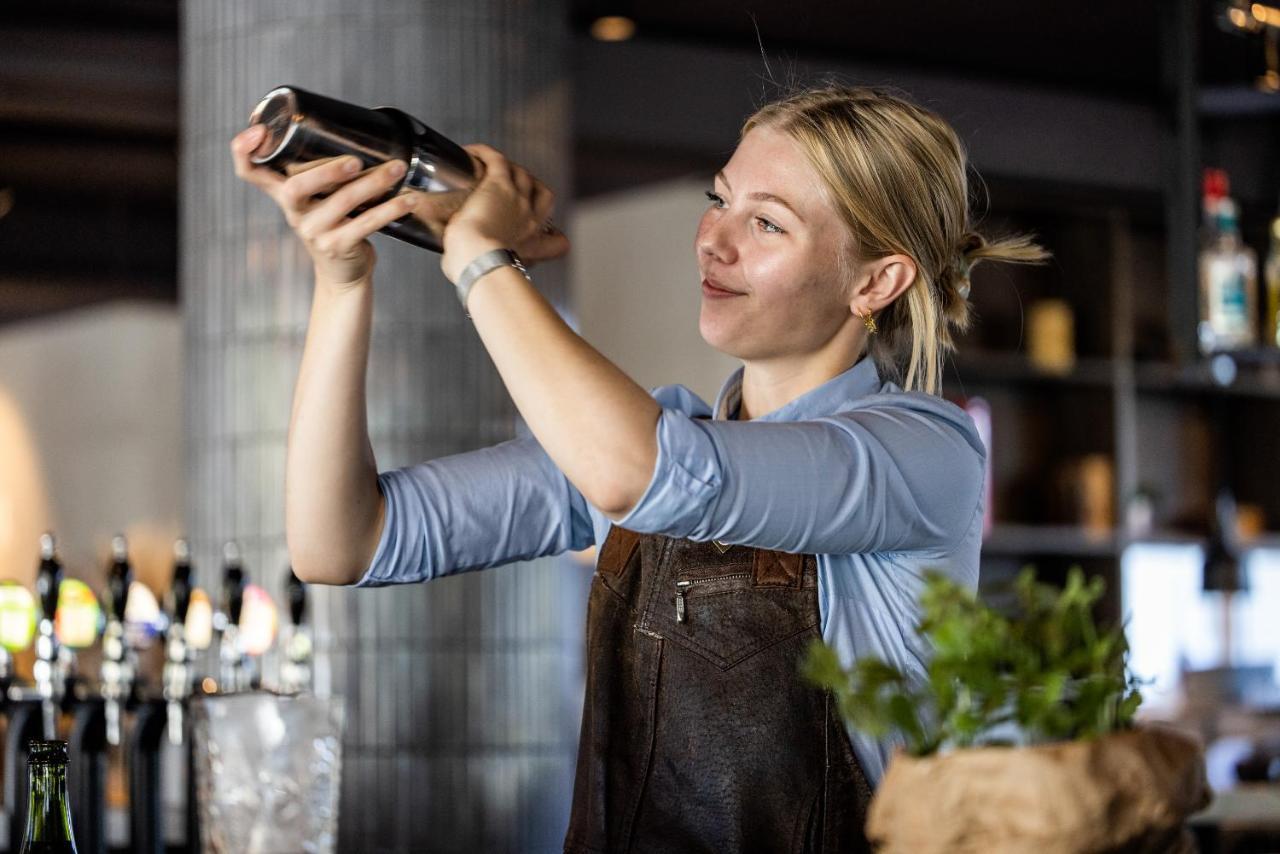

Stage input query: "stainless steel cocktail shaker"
[{"left": 247, "top": 85, "right": 477, "bottom": 252}]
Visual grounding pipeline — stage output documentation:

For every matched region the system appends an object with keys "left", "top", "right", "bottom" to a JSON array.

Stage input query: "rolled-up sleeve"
[
  {"left": 612, "top": 396, "right": 985, "bottom": 555},
  {"left": 353, "top": 434, "right": 596, "bottom": 587}
]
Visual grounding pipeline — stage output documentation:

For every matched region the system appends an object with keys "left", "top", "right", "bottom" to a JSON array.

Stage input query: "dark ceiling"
[{"left": 0, "top": 0, "right": 1274, "bottom": 326}]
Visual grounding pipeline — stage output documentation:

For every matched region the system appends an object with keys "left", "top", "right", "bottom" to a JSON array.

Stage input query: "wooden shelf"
[
  {"left": 948, "top": 351, "right": 1116, "bottom": 390},
  {"left": 982, "top": 524, "right": 1119, "bottom": 558},
  {"left": 1199, "top": 85, "right": 1280, "bottom": 118},
  {"left": 1124, "top": 528, "right": 1280, "bottom": 554},
  {"left": 982, "top": 525, "right": 1280, "bottom": 560},
  {"left": 1134, "top": 357, "right": 1280, "bottom": 400},
  {"left": 945, "top": 350, "right": 1280, "bottom": 399}
]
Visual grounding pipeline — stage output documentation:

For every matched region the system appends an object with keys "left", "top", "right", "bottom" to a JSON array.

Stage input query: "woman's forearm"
[
  {"left": 285, "top": 274, "right": 385, "bottom": 584},
  {"left": 464, "top": 259, "right": 661, "bottom": 517}
]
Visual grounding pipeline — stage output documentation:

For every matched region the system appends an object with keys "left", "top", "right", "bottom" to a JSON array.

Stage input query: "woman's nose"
[{"left": 696, "top": 215, "right": 735, "bottom": 264}]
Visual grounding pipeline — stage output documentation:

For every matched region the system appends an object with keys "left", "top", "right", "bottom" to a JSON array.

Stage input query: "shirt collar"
[{"left": 712, "top": 355, "right": 882, "bottom": 422}]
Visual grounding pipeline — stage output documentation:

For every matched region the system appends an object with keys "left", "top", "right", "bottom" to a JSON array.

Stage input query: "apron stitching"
[
  {"left": 664, "top": 619, "right": 821, "bottom": 670},
  {"left": 636, "top": 534, "right": 675, "bottom": 632},
  {"left": 823, "top": 689, "right": 832, "bottom": 854},
  {"left": 620, "top": 633, "right": 663, "bottom": 854}
]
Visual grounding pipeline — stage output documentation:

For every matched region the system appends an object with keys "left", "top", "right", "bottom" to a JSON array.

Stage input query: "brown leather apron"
[{"left": 562, "top": 522, "right": 873, "bottom": 854}]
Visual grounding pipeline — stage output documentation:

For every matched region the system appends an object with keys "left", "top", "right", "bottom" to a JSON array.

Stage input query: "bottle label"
[{"left": 1205, "top": 256, "right": 1251, "bottom": 343}]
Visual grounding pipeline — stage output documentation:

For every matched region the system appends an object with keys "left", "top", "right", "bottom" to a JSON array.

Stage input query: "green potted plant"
[{"left": 803, "top": 567, "right": 1210, "bottom": 853}]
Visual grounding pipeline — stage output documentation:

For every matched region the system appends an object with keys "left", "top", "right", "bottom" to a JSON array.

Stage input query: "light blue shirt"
[{"left": 356, "top": 355, "right": 987, "bottom": 784}]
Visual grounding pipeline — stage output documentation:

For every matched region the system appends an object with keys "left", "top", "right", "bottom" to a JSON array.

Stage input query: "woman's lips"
[{"left": 701, "top": 278, "right": 743, "bottom": 298}]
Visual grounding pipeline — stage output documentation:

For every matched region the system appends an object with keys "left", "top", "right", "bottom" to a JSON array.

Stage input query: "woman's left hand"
[{"left": 441, "top": 144, "right": 570, "bottom": 283}]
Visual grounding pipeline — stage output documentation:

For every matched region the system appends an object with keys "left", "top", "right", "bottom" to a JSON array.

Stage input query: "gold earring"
[{"left": 859, "top": 307, "right": 877, "bottom": 335}]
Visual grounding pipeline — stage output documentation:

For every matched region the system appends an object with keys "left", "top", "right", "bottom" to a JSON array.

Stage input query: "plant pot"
[{"left": 866, "top": 724, "right": 1210, "bottom": 853}]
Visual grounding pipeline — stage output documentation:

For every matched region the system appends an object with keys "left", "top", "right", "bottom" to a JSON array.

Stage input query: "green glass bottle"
[{"left": 19, "top": 741, "right": 78, "bottom": 854}]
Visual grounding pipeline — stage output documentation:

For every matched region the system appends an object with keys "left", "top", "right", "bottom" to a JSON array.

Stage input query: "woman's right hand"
[{"left": 230, "top": 123, "right": 419, "bottom": 288}]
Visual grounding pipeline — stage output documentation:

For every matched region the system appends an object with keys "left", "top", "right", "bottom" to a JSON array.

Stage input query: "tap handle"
[
  {"left": 222, "top": 541, "right": 246, "bottom": 626},
  {"left": 169, "top": 539, "right": 193, "bottom": 624},
  {"left": 35, "top": 532, "right": 63, "bottom": 621},
  {"left": 285, "top": 568, "right": 306, "bottom": 627},
  {"left": 106, "top": 534, "right": 132, "bottom": 621}
]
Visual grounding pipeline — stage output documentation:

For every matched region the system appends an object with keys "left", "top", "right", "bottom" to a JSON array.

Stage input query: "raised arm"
[
  {"left": 355, "top": 432, "right": 598, "bottom": 587},
  {"left": 231, "top": 124, "right": 425, "bottom": 584},
  {"left": 609, "top": 393, "right": 987, "bottom": 556},
  {"left": 285, "top": 282, "right": 385, "bottom": 584}
]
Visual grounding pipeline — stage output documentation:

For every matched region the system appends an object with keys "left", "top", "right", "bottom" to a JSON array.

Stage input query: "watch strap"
[{"left": 454, "top": 248, "right": 530, "bottom": 316}]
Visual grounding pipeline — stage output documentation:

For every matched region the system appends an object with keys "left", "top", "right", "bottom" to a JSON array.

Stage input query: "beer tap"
[
  {"left": 280, "top": 568, "right": 312, "bottom": 694},
  {"left": 163, "top": 539, "right": 194, "bottom": 745},
  {"left": 101, "top": 533, "right": 134, "bottom": 746},
  {"left": 217, "top": 541, "right": 247, "bottom": 693},
  {"left": 6, "top": 535, "right": 62, "bottom": 854},
  {"left": 33, "top": 531, "right": 65, "bottom": 740},
  {"left": 0, "top": 580, "right": 36, "bottom": 703}
]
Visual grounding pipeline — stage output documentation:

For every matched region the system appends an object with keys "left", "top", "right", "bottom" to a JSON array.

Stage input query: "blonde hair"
[{"left": 742, "top": 83, "right": 1052, "bottom": 396}]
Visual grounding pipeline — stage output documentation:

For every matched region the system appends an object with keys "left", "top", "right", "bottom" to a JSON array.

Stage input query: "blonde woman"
[{"left": 232, "top": 83, "right": 1049, "bottom": 853}]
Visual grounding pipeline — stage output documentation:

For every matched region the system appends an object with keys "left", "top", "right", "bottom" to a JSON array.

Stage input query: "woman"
[{"left": 232, "top": 83, "right": 1048, "bottom": 853}]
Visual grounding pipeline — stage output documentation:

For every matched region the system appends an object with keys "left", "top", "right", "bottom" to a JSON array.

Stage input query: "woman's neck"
[{"left": 738, "top": 349, "right": 865, "bottom": 421}]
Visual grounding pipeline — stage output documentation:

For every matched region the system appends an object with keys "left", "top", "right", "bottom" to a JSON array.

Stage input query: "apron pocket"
[{"left": 662, "top": 573, "right": 818, "bottom": 670}]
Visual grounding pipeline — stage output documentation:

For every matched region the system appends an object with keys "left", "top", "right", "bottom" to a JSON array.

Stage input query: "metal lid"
[{"left": 247, "top": 86, "right": 301, "bottom": 165}]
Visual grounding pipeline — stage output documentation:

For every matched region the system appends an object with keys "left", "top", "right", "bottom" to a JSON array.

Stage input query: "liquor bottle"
[
  {"left": 1198, "top": 172, "right": 1259, "bottom": 354},
  {"left": 1201, "top": 168, "right": 1227, "bottom": 246},
  {"left": 1265, "top": 194, "right": 1280, "bottom": 348},
  {"left": 19, "top": 740, "right": 79, "bottom": 853}
]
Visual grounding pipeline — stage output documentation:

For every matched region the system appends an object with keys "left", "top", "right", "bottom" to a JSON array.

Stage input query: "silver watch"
[{"left": 454, "top": 248, "right": 530, "bottom": 315}]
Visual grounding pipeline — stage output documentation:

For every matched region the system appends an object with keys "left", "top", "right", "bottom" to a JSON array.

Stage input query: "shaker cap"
[{"left": 248, "top": 86, "right": 302, "bottom": 164}]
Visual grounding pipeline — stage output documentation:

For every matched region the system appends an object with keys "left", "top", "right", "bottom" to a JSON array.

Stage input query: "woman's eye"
[{"left": 704, "top": 190, "right": 784, "bottom": 235}]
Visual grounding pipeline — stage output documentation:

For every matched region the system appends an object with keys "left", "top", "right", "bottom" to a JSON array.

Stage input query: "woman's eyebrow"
[{"left": 715, "top": 170, "right": 806, "bottom": 223}]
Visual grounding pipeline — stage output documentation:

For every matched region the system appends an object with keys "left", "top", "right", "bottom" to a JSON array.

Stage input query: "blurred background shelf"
[
  {"left": 948, "top": 352, "right": 1118, "bottom": 390},
  {"left": 1135, "top": 357, "right": 1280, "bottom": 399},
  {"left": 982, "top": 524, "right": 1120, "bottom": 558},
  {"left": 982, "top": 525, "right": 1280, "bottom": 559}
]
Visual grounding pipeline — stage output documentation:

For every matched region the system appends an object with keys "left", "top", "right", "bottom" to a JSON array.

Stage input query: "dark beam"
[{"left": 572, "top": 35, "right": 1170, "bottom": 200}]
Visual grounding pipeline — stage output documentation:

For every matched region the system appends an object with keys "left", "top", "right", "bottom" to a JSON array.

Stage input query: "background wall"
[
  {"left": 0, "top": 301, "right": 182, "bottom": 589},
  {"left": 569, "top": 177, "right": 738, "bottom": 403}
]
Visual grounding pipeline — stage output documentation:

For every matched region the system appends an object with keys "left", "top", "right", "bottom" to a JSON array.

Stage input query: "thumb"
[{"left": 520, "top": 230, "right": 571, "bottom": 264}]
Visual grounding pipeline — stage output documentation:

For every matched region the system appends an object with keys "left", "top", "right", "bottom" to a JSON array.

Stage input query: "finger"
[
  {"left": 463, "top": 144, "right": 514, "bottom": 186},
  {"left": 230, "top": 124, "right": 286, "bottom": 195},
  {"left": 296, "top": 160, "right": 407, "bottom": 240},
  {"left": 510, "top": 164, "right": 535, "bottom": 199},
  {"left": 280, "top": 155, "right": 371, "bottom": 213},
  {"left": 315, "top": 192, "right": 420, "bottom": 258},
  {"left": 518, "top": 229, "right": 571, "bottom": 264},
  {"left": 531, "top": 181, "right": 555, "bottom": 224}
]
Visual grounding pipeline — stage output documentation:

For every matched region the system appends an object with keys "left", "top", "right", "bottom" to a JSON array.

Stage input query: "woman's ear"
[{"left": 850, "top": 254, "right": 917, "bottom": 315}]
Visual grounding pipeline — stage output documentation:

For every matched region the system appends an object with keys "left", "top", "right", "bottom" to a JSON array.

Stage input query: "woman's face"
[{"left": 695, "top": 125, "right": 856, "bottom": 362}]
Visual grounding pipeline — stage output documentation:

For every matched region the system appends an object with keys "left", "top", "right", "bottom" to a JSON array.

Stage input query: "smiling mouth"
[{"left": 701, "top": 278, "right": 743, "bottom": 296}]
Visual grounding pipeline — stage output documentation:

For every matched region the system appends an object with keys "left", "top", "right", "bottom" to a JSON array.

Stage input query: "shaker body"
[{"left": 247, "top": 85, "right": 477, "bottom": 252}]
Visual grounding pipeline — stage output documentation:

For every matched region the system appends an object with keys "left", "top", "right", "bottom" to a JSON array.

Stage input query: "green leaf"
[{"left": 801, "top": 566, "right": 1145, "bottom": 756}]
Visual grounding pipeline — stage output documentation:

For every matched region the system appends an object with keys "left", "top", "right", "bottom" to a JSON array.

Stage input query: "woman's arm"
[
  {"left": 355, "top": 433, "right": 597, "bottom": 587},
  {"left": 230, "top": 125, "right": 439, "bottom": 585},
  {"left": 285, "top": 277, "right": 385, "bottom": 584},
  {"left": 440, "top": 144, "right": 662, "bottom": 518},
  {"left": 461, "top": 261, "right": 662, "bottom": 517},
  {"left": 608, "top": 397, "right": 987, "bottom": 555}
]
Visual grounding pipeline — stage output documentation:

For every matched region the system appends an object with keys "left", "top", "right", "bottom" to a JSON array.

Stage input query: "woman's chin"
[{"left": 699, "top": 317, "right": 746, "bottom": 358}]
